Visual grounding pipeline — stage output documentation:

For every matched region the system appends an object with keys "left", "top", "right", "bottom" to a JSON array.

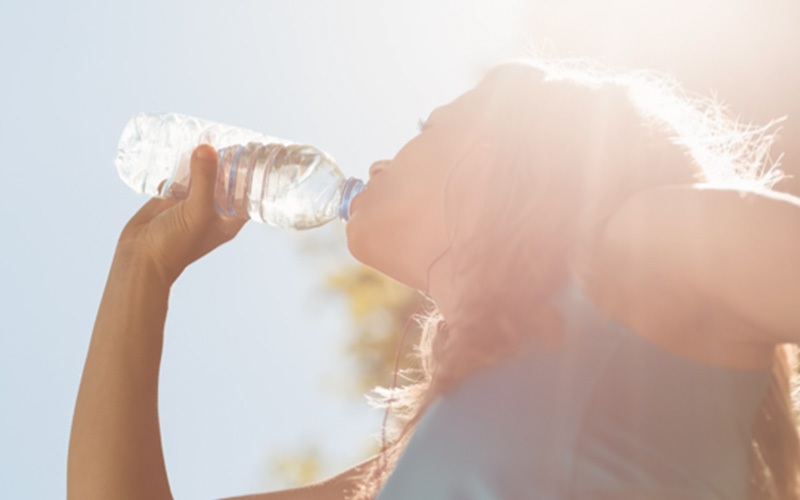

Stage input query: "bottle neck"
[{"left": 338, "top": 177, "right": 365, "bottom": 222}]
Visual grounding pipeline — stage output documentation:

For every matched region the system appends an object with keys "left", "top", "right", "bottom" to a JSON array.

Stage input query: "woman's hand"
[{"left": 115, "top": 144, "right": 247, "bottom": 286}]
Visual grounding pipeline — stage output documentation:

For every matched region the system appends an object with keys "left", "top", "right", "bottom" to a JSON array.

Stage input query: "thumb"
[{"left": 186, "top": 144, "right": 219, "bottom": 214}]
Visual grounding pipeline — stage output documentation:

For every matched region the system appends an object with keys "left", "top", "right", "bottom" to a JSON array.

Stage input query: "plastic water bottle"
[{"left": 115, "top": 112, "right": 365, "bottom": 230}]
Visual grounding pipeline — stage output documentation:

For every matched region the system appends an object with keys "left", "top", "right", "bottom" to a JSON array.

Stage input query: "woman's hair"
[{"left": 348, "top": 57, "right": 798, "bottom": 500}]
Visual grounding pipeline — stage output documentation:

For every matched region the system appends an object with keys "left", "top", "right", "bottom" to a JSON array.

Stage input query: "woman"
[{"left": 68, "top": 59, "right": 800, "bottom": 500}]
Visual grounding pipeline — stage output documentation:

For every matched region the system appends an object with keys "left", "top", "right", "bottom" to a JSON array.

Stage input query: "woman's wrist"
[{"left": 110, "top": 245, "right": 178, "bottom": 293}]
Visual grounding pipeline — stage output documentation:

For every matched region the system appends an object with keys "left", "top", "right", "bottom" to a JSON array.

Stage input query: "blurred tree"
[
  {"left": 266, "top": 252, "right": 424, "bottom": 488},
  {"left": 271, "top": 447, "right": 322, "bottom": 488},
  {"left": 324, "top": 263, "right": 425, "bottom": 395}
]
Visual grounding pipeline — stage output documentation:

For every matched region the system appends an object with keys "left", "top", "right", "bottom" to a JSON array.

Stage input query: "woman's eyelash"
[{"left": 417, "top": 117, "right": 430, "bottom": 132}]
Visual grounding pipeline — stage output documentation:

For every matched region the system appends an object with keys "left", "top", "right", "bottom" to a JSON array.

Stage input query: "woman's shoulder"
[{"left": 570, "top": 184, "right": 800, "bottom": 369}]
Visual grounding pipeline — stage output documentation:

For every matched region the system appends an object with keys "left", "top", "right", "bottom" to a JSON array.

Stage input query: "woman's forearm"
[
  {"left": 68, "top": 254, "right": 174, "bottom": 500},
  {"left": 595, "top": 185, "right": 800, "bottom": 342}
]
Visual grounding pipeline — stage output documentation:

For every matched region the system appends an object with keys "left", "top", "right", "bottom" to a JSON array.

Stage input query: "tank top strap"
[{"left": 548, "top": 277, "right": 622, "bottom": 348}]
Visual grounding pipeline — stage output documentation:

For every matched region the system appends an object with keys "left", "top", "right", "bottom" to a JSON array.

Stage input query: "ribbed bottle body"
[{"left": 216, "top": 142, "right": 345, "bottom": 229}]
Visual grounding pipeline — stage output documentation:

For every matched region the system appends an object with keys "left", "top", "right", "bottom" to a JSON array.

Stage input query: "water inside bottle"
[{"left": 217, "top": 143, "right": 345, "bottom": 229}]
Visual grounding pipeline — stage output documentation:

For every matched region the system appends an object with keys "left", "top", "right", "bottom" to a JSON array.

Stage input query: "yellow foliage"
[
  {"left": 325, "top": 265, "right": 414, "bottom": 319},
  {"left": 263, "top": 263, "right": 425, "bottom": 490},
  {"left": 325, "top": 264, "right": 425, "bottom": 394},
  {"left": 272, "top": 448, "right": 322, "bottom": 487}
]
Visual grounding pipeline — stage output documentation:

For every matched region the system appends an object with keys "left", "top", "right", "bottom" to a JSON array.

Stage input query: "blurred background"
[{"left": 0, "top": 1, "right": 797, "bottom": 499}]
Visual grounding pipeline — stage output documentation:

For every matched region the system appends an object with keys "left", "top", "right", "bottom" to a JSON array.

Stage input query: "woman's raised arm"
[
  {"left": 67, "top": 146, "right": 246, "bottom": 500},
  {"left": 596, "top": 184, "right": 800, "bottom": 345}
]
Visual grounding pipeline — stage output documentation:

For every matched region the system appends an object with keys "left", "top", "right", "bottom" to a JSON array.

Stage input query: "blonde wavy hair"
[{"left": 349, "top": 57, "right": 798, "bottom": 500}]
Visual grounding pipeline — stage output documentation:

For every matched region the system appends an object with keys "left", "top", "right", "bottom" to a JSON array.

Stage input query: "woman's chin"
[{"left": 344, "top": 214, "right": 385, "bottom": 273}]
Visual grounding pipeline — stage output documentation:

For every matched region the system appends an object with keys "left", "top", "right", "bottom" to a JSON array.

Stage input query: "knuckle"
[{"left": 215, "top": 220, "right": 238, "bottom": 240}]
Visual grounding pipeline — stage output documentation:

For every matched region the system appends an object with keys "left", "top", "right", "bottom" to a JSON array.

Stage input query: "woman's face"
[{"left": 345, "top": 83, "right": 494, "bottom": 291}]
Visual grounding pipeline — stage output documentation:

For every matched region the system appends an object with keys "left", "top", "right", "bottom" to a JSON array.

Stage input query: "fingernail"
[{"left": 196, "top": 145, "right": 215, "bottom": 160}]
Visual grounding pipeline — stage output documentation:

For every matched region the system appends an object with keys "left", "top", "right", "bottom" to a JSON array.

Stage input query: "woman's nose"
[{"left": 368, "top": 160, "right": 390, "bottom": 180}]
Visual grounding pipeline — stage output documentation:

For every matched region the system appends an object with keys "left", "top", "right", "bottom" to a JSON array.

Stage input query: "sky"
[
  {"left": 0, "top": 1, "right": 530, "bottom": 498},
  {"left": 2, "top": 1, "right": 799, "bottom": 499}
]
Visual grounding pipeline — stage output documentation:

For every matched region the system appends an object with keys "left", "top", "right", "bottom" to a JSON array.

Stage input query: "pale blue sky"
[{"left": 0, "top": 1, "right": 530, "bottom": 498}]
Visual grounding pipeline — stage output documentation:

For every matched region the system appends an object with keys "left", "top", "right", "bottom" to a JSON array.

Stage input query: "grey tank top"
[{"left": 375, "top": 280, "right": 769, "bottom": 500}]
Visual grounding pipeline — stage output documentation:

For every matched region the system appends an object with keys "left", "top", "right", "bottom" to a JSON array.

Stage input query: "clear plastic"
[{"left": 115, "top": 112, "right": 364, "bottom": 230}]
